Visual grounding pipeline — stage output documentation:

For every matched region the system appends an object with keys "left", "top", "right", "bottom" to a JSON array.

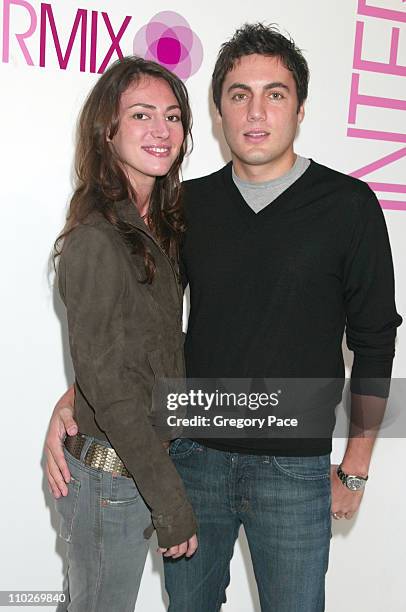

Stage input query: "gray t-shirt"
[{"left": 232, "top": 155, "right": 310, "bottom": 213}]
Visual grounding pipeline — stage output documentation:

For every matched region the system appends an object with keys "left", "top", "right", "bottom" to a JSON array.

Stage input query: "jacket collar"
[
  {"left": 113, "top": 199, "right": 162, "bottom": 246},
  {"left": 112, "top": 199, "right": 165, "bottom": 252},
  {"left": 114, "top": 199, "right": 145, "bottom": 229}
]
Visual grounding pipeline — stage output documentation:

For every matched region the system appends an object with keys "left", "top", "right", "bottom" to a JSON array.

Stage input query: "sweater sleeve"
[
  {"left": 343, "top": 186, "right": 402, "bottom": 397},
  {"left": 59, "top": 225, "right": 197, "bottom": 548}
]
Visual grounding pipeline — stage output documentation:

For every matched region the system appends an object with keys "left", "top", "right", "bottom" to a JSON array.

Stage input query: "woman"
[{"left": 50, "top": 56, "right": 197, "bottom": 611}]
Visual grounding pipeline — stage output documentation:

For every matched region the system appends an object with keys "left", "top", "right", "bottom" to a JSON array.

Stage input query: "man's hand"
[
  {"left": 45, "top": 386, "right": 76, "bottom": 499},
  {"left": 157, "top": 534, "right": 198, "bottom": 559},
  {"left": 45, "top": 387, "right": 173, "bottom": 498},
  {"left": 330, "top": 463, "right": 365, "bottom": 520}
]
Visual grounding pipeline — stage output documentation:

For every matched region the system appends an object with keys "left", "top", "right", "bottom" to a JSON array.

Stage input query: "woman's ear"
[{"left": 106, "top": 125, "right": 113, "bottom": 143}]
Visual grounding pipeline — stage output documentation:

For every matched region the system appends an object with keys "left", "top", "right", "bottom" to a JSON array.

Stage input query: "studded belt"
[{"left": 64, "top": 433, "right": 131, "bottom": 478}]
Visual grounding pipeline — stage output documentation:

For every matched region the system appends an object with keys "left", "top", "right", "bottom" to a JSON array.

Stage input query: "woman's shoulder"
[
  {"left": 58, "top": 216, "right": 125, "bottom": 301},
  {"left": 61, "top": 214, "right": 121, "bottom": 264},
  {"left": 67, "top": 212, "right": 116, "bottom": 242}
]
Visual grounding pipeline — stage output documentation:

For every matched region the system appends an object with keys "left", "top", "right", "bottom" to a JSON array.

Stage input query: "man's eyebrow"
[
  {"left": 226, "top": 82, "right": 290, "bottom": 94},
  {"left": 227, "top": 83, "right": 251, "bottom": 94},
  {"left": 127, "top": 103, "right": 181, "bottom": 111},
  {"left": 264, "top": 82, "right": 290, "bottom": 92}
]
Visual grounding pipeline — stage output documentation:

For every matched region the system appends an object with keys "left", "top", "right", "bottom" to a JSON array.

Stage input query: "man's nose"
[{"left": 247, "top": 97, "right": 266, "bottom": 121}]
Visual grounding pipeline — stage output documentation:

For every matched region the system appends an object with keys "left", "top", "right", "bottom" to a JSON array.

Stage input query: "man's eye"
[
  {"left": 232, "top": 93, "right": 247, "bottom": 101},
  {"left": 167, "top": 115, "right": 181, "bottom": 122},
  {"left": 269, "top": 92, "right": 283, "bottom": 100},
  {"left": 133, "top": 113, "right": 149, "bottom": 120}
]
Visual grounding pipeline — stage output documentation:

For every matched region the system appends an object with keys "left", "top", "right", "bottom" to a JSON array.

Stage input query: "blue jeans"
[
  {"left": 55, "top": 436, "right": 151, "bottom": 612},
  {"left": 164, "top": 439, "right": 331, "bottom": 612}
]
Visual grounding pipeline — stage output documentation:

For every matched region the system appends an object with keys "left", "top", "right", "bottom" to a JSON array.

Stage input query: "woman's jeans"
[
  {"left": 164, "top": 439, "right": 332, "bottom": 612},
  {"left": 55, "top": 435, "right": 151, "bottom": 612}
]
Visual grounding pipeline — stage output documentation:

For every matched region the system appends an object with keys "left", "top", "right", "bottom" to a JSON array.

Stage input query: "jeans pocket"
[
  {"left": 169, "top": 438, "right": 202, "bottom": 458},
  {"left": 273, "top": 454, "right": 331, "bottom": 480},
  {"left": 56, "top": 476, "right": 81, "bottom": 542},
  {"left": 104, "top": 474, "right": 141, "bottom": 507}
]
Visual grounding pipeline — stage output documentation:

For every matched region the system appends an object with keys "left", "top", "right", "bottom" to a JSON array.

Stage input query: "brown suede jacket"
[{"left": 58, "top": 199, "right": 197, "bottom": 548}]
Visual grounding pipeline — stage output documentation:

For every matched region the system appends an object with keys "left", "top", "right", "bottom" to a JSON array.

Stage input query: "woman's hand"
[
  {"left": 45, "top": 385, "right": 77, "bottom": 498},
  {"left": 158, "top": 534, "right": 198, "bottom": 559}
]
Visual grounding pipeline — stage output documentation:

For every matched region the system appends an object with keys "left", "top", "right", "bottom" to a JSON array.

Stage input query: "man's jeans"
[
  {"left": 164, "top": 439, "right": 331, "bottom": 612},
  {"left": 55, "top": 436, "right": 151, "bottom": 612}
]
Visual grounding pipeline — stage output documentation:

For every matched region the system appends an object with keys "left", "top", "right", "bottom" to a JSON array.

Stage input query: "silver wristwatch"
[{"left": 337, "top": 464, "right": 368, "bottom": 491}]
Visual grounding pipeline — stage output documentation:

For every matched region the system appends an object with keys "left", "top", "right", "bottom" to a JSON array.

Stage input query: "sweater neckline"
[{"left": 222, "top": 158, "right": 317, "bottom": 220}]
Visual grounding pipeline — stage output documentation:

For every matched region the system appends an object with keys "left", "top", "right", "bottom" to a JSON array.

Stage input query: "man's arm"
[
  {"left": 45, "top": 385, "right": 76, "bottom": 498},
  {"left": 332, "top": 185, "right": 402, "bottom": 519},
  {"left": 331, "top": 393, "right": 386, "bottom": 519},
  {"left": 45, "top": 386, "right": 171, "bottom": 498}
]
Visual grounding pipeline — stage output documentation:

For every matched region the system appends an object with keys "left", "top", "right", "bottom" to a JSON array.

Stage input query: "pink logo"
[
  {"left": 133, "top": 11, "right": 203, "bottom": 80},
  {"left": 346, "top": 0, "right": 406, "bottom": 211},
  {"left": 2, "top": 3, "right": 203, "bottom": 80}
]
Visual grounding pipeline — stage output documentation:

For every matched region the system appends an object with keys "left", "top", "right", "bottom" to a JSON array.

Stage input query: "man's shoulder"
[
  {"left": 308, "top": 160, "right": 381, "bottom": 222},
  {"left": 311, "top": 160, "right": 373, "bottom": 199},
  {"left": 182, "top": 164, "right": 230, "bottom": 199}
]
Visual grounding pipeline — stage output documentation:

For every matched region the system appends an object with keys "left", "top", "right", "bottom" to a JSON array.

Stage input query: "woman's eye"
[
  {"left": 133, "top": 113, "right": 149, "bottom": 120},
  {"left": 167, "top": 115, "right": 181, "bottom": 122}
]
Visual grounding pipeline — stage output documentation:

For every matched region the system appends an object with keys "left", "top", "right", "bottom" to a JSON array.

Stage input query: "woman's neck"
[{"left": 130, "top": 176, "right": 154, "bottom": 222}]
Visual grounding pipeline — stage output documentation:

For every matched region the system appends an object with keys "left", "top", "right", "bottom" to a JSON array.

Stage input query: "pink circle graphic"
[
  {"left": 156, "top": 37, "right": 182, "bottom": 64},
  {"left": 133, "top": 11, "right": 203, "bottom": 80}
]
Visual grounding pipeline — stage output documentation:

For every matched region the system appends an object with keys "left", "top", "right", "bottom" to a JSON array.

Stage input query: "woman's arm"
[{"left": 58, "top": 224, "right": 197, "bottom": 549}]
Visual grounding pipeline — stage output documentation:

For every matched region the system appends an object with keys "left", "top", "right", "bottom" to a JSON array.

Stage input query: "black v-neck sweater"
[{"left": 181, "top": 160, "right": 402, "bottom": 455}]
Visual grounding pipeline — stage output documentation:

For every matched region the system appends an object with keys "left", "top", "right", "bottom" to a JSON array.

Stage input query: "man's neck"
[{"left": 232, "top": 152, "right": 297, "bottom": 183}]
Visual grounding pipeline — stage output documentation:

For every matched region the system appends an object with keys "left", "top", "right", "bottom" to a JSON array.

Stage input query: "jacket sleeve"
[
  {"left": 343, "top": 186, "right": 402, "bottom": 397},
  {"left": 59, "top": 224, "right": 197, "bottom": 548}
]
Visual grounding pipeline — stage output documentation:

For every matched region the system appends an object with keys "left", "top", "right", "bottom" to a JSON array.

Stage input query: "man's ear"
[
  {"left": 215, "top": 105, "right": 222, "bottom": 126},
  {"left": 297, "top": 104, "right": 305, "bottom": 125}
]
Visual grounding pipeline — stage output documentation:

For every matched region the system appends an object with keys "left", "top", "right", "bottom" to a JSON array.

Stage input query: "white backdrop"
[{"left": 1, "top": 0, "right": 405, "bottom": 610}]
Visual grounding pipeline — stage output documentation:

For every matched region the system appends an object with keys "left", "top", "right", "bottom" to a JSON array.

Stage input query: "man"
[{"left": 46, "top": 23, "right": 401, "bottom": 611}]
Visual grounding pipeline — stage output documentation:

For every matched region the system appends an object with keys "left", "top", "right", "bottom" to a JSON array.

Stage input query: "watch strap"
[{"left": 337, "top": 464, "right": 368, "bottom": 486}]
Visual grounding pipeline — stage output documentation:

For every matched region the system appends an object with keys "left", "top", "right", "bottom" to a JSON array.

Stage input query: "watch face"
[{"left": 347, "top": 477, "right": 363, "bottom": 491}]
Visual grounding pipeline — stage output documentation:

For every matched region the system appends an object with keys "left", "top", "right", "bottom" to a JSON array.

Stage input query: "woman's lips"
[{"left": 142, "top": 146, "right": 171, "bottom": 157}]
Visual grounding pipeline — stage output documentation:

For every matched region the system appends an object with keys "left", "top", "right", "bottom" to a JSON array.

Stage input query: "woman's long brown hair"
[{"left": 54, "top": 56, "right": 192, "bottom": 282}]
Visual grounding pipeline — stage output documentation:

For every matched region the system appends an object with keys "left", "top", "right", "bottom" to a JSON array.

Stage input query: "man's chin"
[{"left": 235, "top": 151, "right": 275, "bottom": 166}]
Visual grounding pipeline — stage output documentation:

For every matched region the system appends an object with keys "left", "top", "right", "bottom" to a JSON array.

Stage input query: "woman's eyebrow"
[{"left": 127, "top": 102, "right": 181, "bottom": 111}]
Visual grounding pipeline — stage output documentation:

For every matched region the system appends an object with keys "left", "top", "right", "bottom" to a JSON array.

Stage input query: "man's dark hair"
[{"left": 212, "top": 23, "right": 309, "bottom": 114}]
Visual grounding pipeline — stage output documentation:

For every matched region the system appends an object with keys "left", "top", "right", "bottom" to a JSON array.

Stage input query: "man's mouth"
[{"left": 243, "top": 130, "right": 270, "bottom": 142}]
